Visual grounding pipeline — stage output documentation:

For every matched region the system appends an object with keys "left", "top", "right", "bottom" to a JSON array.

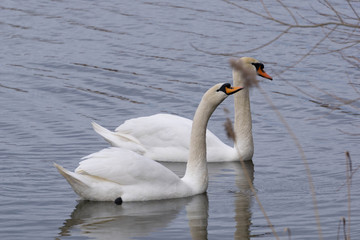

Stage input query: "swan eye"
[
  {"left": 251, "top": 62, "right": 264, "bottom": 70},
  {"left": 251, "top": 63, "right": 258, "bottom": 70},
  {"left": 217, "top": 83, "right": 231, "bottom": 93}
]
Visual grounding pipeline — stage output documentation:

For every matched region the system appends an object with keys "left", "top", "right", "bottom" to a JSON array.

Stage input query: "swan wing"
[
  {"left": 76, "top": 147, "right": 181, "bottom": 186},
  {"left": 92, "top": 122, "right": 146, "bottom": 155},
  {"left": 115, "top": 114, "right": 193, "bottom": 161},
  {"left": 115, "top": 113, "right": 192, "bottom": 147},
  {"left": 115, "top": 113, "right": 235, "bottom": 162}
]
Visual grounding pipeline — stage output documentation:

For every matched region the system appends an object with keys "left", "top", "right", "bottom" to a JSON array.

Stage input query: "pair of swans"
[{"left": 55, "top": 57, "right": 272, "bottom": 202}]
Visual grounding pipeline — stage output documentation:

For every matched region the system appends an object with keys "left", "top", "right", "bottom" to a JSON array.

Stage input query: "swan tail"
[
  {"left": 54, "top": 163, "right": 124, "bottom": 201},
  {"left": 54, "top": 163, "right": 90, "bottom": 196},
  {"left": 91, "top": 122, "right": 146, "bottom": 155}
]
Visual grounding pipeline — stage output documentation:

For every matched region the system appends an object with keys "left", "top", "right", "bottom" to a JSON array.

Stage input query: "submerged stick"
[{"left": 345, "top": 152, "right": 352, "bottom": 239}]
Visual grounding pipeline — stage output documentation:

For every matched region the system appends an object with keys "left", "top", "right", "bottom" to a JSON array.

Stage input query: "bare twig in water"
[
  {"left": 343, "top": 217, "right": 348, "bottom": 240},
  {"left": 337, "top": 218, "right": 341, "bottom": 240},
  {"left": 337, "top": 128, "right": 360, "bottom": 136},
  {"left": 336, "top": 165, "right": 360, "bottom": 192},
  {"left": 336, "top": 217, "right": 351, "bottom": 240},
  {"left": 345, "top": 152, "right": 352, "bottom": 239},
  {"left": 284, "top": 227, "right": 292, "bottom": 240}
]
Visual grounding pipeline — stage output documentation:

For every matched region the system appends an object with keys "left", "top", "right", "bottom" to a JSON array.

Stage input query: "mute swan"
[
  {"left": 54, "top": 83, "right": 243, "bottom": 202},
  {"left": 92, "top": 57, "right": 272, "bottom": 162}
]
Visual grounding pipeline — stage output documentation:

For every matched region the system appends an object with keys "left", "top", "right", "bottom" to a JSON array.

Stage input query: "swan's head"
[
  {"left": 216, "top": 83, "right": 243, "bottom": 96},
  {"left": 230, "top": 57, "right": 272, "bottom": 87},
  {"left": 240, "top": 57, "right": 273, "bottom": 80},
  {"left": 203, "top": 83, "right": 243, "bottom": 106}
]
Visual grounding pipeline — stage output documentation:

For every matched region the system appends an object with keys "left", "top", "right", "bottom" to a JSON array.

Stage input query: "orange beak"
[
  {"left": 257, "top": 68, "right": 273, "bottom": 80},
  {"left": 225, "top": 86, "right": 244, "bottom": 95}
]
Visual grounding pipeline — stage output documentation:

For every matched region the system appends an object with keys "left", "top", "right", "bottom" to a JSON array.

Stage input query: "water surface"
[{"left": 1, "top": 0, "right": 359, "bottom": 239}]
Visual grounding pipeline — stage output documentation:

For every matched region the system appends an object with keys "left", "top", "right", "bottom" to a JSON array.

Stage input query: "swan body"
[
  {"left": 54, "top": 148, "right": 191, "bottom": 201},
  {"left": 55, "top": 83, "right": 242, "bottom": 202},
  {"left": 93, "top": 57, "right": 272, "bottom": 162}
]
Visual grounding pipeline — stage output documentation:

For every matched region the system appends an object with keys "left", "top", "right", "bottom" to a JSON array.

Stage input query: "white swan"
[
  {"left": 54, "top": 83, "right": 243, "bottom": 202},
  {"left": 92, "top": 57, "right": 272, "bottom": 162}
]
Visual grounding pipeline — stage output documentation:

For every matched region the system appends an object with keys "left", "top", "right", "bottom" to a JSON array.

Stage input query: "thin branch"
[
  {"left": 324, "top": 25, "right": 360, "bottom": 45},
  {"left": 340, "top": 52, "right": 360, "bottom": 68},
  {"left": 222, "top": 0, "right": 359, "bottom": 29},
  {"left": 190, "top": 26, "right": 292, "bottom": 56},
  {"left": 308, "top": 82, "right": 360, "bottom": 111},
  {"left": 346, "top": 0, "right": 360, "bottom": 19},
  {"left": 337, "top": 218, "right": 342, "bottom": 240},
  {"left": 260, "top": 0, "right": 273, "bottom": 19},
  {"left": 276, "top": 0, "right": 298, "bottom": 25},
  {"left": 275, "top": 24, "right": 338, "bottom": 76},
  {"left": 342, "top": 217, "right": 348, "bottom": 240},
  {"left": 221, "top": 0, "right": 287, "bottom": 25},
  {"left": 298, "top": 12, "right": 359, "bottom": 45},
  {"left": 323, "top": 0, "right": 344, "bottom": 23},
  {"left": 349, "top": 79, "right": 360, "bottom": 96},
  {"left": 337, "top": 128, "right": 360, "bottom": 136},
  {"left": 284, "top": 227, "right": 292, "bottom": 240},
  {"left": 346, "top": 152, "right": 352, "bottom": 239},
  {"left": 306, "top": 108, "right": 336, "bottom": 121},
  {"left": 336, "top": 164, "right": 360, "bottom": 192},
  {"left": 307, "top": 42, "right": 359, "bottom": 56}
]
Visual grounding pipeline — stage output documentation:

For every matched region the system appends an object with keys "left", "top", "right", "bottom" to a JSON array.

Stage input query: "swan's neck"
[
  {"left": 183, "top": 95, "right": 218, "bottom": 193},
  {"left": 233, "top": 70, "right": 254, "bottom": 160}
]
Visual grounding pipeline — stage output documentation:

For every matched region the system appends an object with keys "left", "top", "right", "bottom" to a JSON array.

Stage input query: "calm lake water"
[{"left": 1, "top": 0, "right": 359, "bottom": 239}]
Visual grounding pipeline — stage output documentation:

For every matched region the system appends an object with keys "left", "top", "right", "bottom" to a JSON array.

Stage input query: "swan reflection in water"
[{"left": 57, "top": 161, "right": 254, "bottom": 240}]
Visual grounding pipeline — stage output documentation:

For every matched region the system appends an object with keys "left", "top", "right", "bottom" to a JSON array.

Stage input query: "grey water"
[{"left": 1, "top": 0, "right": 359, "bottom": 239}]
